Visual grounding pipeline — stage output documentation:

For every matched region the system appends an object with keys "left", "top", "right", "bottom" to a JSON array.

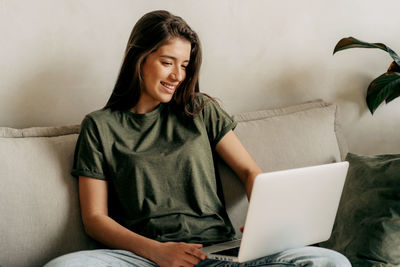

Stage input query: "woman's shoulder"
[
  {"left": 84, "top": 108, "right": 120, "bottom": 121},
  {"left": 193, "top": 93, "right": 212, "bottom": 104},
  {"left": 79, "top": 108, "right": 129, "bottom": 137},
  {"left": 193, "top": 93, "right": 223, "bottom": 113},
  {"left": 192, "top": 93, "right": 220, "bottom": 111},
  {"left": 80, "top": 108, "right": 123, "bottom": 129}
]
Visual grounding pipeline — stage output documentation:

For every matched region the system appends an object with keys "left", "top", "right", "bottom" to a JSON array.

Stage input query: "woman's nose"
[{"left": 170, "top": 67, "right": 184, "bottom": 81}]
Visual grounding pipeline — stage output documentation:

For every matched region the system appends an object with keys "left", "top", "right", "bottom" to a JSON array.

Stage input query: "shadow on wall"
[
  {"left": 271, "top": 69, "right": 315, "bottom": 104},
  {"left": 245, "top": 63, "right": 375, "bottom": 137},
  {"left": 2, "top": 56, "right": 94, "bottom": 128},
  {"left": 264, "top": 65, "right": 373, "bottom": 119},
  {"left": 334, "top": 73, "right": 372, "bottom": 119},
  {"left": 253, "top": 65, "right": 323, "bottom": 111}
]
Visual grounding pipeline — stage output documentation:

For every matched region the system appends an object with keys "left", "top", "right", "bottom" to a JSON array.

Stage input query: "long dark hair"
[{"left": 104, "top": 10, "right": 203, "bottom": 115}]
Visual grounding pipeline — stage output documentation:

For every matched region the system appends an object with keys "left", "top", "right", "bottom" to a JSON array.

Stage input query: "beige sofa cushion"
[
  {"left": 218, "top": 100, "right": 347, "bottom": 237},
  {"left": 0, "top": 126, "right": 95, "bottom": 267}
]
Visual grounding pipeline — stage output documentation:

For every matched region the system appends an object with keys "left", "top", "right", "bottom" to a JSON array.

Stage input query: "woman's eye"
[
  {"left": 181, "top": 65, "right": 188, "bottom": 70},
  {"left": 162, "top": 62, "right": 172, "bottom": 66}
]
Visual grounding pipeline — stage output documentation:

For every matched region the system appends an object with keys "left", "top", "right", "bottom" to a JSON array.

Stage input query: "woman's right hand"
[{"left": 152, "top": 242, "right": 207, "bottom": 267}]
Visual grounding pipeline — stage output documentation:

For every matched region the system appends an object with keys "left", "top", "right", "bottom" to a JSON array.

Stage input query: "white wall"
[{"left": 1, "top": 0, "right": 400, "bottom": 155}]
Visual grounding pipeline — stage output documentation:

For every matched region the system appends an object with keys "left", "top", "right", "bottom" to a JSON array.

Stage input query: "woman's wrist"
[{"left": 139, "top": 238, "right": 163, "bottom": 264}]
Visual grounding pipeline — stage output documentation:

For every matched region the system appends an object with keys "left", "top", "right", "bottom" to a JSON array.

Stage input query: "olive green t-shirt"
[{"left": 71, "top": 95, "right": 237, "bottom": 244}]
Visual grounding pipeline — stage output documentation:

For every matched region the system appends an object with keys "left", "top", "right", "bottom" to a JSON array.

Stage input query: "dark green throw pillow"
[{"left": 320, "top": 153, "right": 400, "bottom": 267}]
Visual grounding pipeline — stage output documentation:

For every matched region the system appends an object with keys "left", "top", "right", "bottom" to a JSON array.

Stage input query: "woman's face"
[{"left": 134, "top": 37, "right": 191, "bottom": 113}]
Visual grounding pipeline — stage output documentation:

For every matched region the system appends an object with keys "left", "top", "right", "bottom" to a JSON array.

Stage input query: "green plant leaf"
[
  {"left": 385, "top": 62, "right": 400, "bottom": 103},
  {"left": 366, "top": 72, "right": 400, "bottom": 114},
  {"left": 385, "top": 89, "right": 400, "bottom": 103},
  {"left": 334, "top": 37, "right": 400, "bottom": 66},
  {"left": 388, "top": 61, "right": 400, "bottom": 72}
]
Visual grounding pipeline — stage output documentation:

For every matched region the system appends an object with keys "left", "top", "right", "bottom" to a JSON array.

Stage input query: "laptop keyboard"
[{"left": 212, "top": 247, "right": 240, "bottom": 257}]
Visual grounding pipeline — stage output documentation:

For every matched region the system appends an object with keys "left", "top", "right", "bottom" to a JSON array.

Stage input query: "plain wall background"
[{"left": 1, "top": 0, "right": 400, "bottom": 155}]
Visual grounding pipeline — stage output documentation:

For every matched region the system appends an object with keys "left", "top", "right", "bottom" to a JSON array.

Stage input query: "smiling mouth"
[{"left": 160, "top": 81, "right": 177, "bottom": 93}]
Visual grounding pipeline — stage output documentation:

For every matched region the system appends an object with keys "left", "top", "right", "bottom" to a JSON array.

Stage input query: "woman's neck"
[{"left": 130, "top": 99, "right": 160, "bottom": 114}]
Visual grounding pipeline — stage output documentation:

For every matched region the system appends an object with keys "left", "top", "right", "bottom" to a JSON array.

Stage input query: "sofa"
[{"left": 1, "top": 100, "right": 398, "bottom": 267}]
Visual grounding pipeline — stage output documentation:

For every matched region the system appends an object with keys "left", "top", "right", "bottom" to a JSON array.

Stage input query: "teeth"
[{"left": 161, "top": 82, "right": 175, "bottom": 90}]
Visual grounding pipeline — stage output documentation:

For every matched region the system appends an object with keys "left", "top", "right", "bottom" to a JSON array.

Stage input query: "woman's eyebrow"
[{"left": 159, "top": 55, "right": 189, "bottom": 63}]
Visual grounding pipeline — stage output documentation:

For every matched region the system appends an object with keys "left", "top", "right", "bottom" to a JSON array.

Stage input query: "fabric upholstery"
[
  {"left": 0, "top": 125, "right": 80, "bottom": 138},
  {"left": 0, "top": 125, "right": 96, "bottom": 267},
  {"left": 320, "top": 153, "right": 400, "bottom": 267},
  {"left": 217, "top": 100, "right": 347, "bottom": 237}
]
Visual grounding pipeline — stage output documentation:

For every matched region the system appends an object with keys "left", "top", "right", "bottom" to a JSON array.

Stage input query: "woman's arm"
[
  {"left": 215, "top": 130, "right": 262, "bottom": 199},
  {"left": 79, "top": 176, "right": 206, "bottom": 267}
]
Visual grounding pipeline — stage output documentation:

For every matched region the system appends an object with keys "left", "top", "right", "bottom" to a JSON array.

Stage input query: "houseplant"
[{"left": 334, "top": 37, "right": 400, "bottom": 114}]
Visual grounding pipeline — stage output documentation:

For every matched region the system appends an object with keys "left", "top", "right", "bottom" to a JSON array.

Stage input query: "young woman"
[{"left": 45, "top": 10, "right": 350, "bottom": 267}]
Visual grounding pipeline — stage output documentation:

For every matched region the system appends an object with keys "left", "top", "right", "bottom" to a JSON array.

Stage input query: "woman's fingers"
[
  {"left": 156, "top": 242, "right": 206, "bottom": 267},
  {"left": 185, "top": 243, "right": 206, "bottom": 261}
]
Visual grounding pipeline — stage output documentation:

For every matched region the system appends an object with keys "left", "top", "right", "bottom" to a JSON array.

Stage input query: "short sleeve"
[
  {"left": 71, "top": 116, "right": 108, "bottom": 180},
  {"left": 198, "top": 95, "right": 237, "bottom": 147}
]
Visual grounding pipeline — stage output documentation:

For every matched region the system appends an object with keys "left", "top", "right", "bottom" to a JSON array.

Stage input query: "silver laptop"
[{"left": 202, "top": 161, "right": 349, "bottom": 262}]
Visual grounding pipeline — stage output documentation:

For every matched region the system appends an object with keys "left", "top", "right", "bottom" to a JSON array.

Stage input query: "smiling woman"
[
  {"left": 135, "top": 38, "right": 191, "bottom": 114},
  {"left": 44, "top": 9, "right": 351, "bottom": 267},
  {"left": 103, "top": 10, "right": 203, "bottom": 116}
]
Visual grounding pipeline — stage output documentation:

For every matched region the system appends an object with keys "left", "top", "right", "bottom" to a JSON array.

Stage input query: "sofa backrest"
[
  {"left": 0, "top": 125, "right": 97, "bottom": 267},
  {"left": 217, "top": 100, "right": 347, "bottom": 237}
]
